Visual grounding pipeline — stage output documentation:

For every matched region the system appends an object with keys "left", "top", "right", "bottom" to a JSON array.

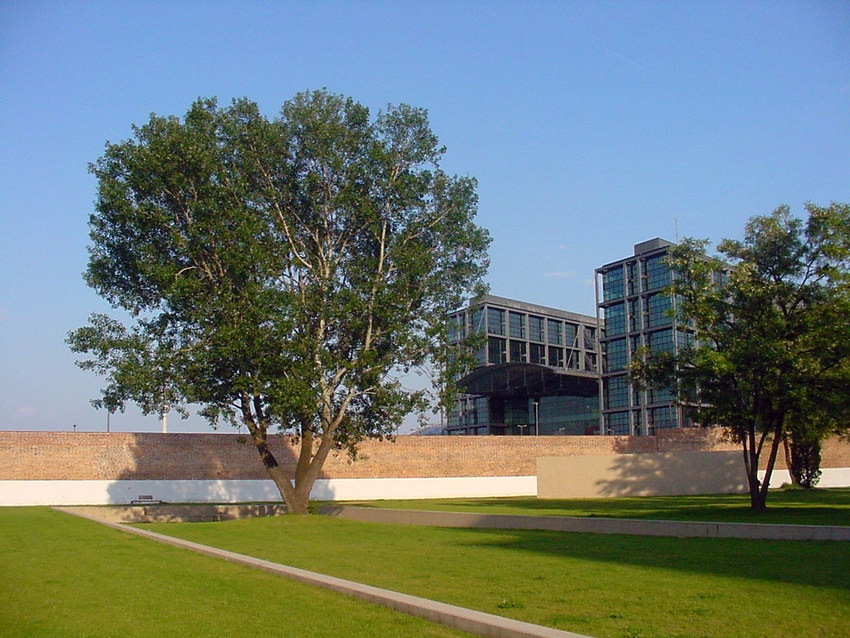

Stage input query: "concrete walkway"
[
  {"left": 56, "top": 507, "right": 592, "bottom": 638},
  {"left": 319, "top": 505, "right": 850, "bottom": 541}
]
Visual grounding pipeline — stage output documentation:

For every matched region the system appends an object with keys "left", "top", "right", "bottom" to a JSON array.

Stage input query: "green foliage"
[
  {"left": 68, "top": 91, "right": 490, "bottom": 512},
  {"left": 630, "top": 203, "right": 850, "bottom": 509},
  {"left": 788, "top": 435, "right": 822, "bottom": 489}
]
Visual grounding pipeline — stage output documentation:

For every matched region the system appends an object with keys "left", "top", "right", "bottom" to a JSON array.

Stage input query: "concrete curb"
[
  {"left": 55, "top": 507, "right": 592, "bottom": 638},
  {"left": 59, "top": 503, "right": 288, "bottom": 523},
  {"left": 318, "top": 506, "right": 850, "bottom": 541}
]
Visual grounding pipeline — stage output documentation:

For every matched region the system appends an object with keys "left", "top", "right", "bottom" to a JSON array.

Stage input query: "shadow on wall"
[
  {"left": 106, "top": 433, "right": 303, "bottom": 505},
  {"left": 594, "top": 451, "right": 748, "bottom": 498},
  {"left": 537, "top": 451, "right": 748, "bottom": 499}
]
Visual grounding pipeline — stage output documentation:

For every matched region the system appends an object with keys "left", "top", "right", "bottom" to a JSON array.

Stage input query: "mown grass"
[
  {"left": 140, "top": 508, "right": 850, "bottom": 638},
  {"left": 0, "top": 507, "right": 469, "bottom": 638},
  {"left": 337, "top": 487, "right": 850, "bottom": 526}
]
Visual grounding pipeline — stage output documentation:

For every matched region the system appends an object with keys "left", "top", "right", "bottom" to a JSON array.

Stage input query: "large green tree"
[
  {"left": 68, "top": 91, "right": 490, "bottom": 514},
  {"left": 631, "top": 204, "right": 850, "bottom": 510}
]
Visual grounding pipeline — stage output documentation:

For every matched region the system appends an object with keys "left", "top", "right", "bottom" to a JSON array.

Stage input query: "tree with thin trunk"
[
  {"left": 630, "top": 204, "right": 850, "bottom": 510},
  {"left": 68, "top": 91, "right": 490, "bottom": 513}
]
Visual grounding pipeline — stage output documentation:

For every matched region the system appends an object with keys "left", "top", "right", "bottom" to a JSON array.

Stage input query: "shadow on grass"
[
  {"left": 442, "top": 523, "right": 850, "bottom": 591},
  {"left": 391, "top": 488, "right": 850, "bottom": 526}
]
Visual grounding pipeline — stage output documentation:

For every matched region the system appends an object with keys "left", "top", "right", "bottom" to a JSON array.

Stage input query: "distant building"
[
  {"left": 446, "top": 295, "right": 600, "bottom": 435},
  {"left": 595, "top": 238, "right": 694, "bottom": 435},
  {"left": 446, "top": 239, "right": 719, "bottom": 436}
]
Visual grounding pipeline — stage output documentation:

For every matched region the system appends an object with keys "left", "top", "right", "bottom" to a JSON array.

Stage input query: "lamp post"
[{"left": 533, "top": 400, "right": 540, "bottom": 435}]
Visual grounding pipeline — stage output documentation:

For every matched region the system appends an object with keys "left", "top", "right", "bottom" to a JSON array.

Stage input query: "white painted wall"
[
  {"left": 1, "top": 469, "right": 847, "bottom": 507},
  {"left": 764, "top": 467, "right": 850, "bottom": 489},
  {"left": 0, "top": 476, "right": 537, "bottom": 506}
]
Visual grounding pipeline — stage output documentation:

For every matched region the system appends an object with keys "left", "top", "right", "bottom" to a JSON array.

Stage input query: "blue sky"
[{"left": 1, "top": 1, "right": 848, "bottom": 433}]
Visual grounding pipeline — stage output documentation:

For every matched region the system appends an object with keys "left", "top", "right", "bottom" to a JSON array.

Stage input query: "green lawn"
[
  {"left": 140, "top": 508, "right": 850, "bottom": 638},
  {"left": 336, "top": 487, "right": 850, "bottom": 526},
  {"left": 0, "top": 508, "right": 469, "bottom": 638}
]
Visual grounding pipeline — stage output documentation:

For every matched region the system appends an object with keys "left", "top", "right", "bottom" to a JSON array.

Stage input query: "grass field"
[
  {"left": 139, "top": 497, "right": 850, "bottom": 638},
  {"left": 337, "top": 487, "right": 850, "bottom": 526},
  {"left": 0, "top": 507, "right": 469, "bottom": 638},
  {"left": 4, "top": 491, "right": 849, "bottom": 638}
]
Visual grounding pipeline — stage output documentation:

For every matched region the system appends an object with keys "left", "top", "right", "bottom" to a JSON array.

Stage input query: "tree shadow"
[
  {"left": 592, "top": 451, "right": 747, "bottom": 498},
  {"left": 443, "top": 524, "right": 850, "bottom": 591},
  {"left": 105, "top": 432, "right": 303, "bottom": 506}
]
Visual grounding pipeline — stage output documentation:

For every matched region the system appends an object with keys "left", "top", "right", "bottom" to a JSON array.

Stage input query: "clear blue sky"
[{"left": 1, "top": 1, "right": 848, "bottom": 433}]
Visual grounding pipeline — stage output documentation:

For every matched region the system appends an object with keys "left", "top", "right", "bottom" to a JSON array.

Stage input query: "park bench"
[{"left": 130, "top": 495, "right": 162, "bottom": 505}]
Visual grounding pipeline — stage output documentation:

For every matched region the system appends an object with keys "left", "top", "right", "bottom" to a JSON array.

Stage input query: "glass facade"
[
  {"left": 447, "top": 240, "right": 719, "bottom": 437},
  {"left": 446, "top": 295, "right": 600, "bottom": 435},
  {"left": 596, "top": 239, "right": 694, "bottom": 436}
]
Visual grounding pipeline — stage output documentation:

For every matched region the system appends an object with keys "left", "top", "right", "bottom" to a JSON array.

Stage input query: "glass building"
[
  {"left": 446, "top": 295, "right": 600, "bottom": 435},
  {"left": 445, "top": 239, "right": 717, "bottom": 436},
  {"left": 595, "top": 238, "right": 694, "bottom": 435}
]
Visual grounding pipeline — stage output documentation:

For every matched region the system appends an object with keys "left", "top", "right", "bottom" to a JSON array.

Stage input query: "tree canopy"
[
  {"left": 631, "top": 203, "right": 850, "bottom": 509},
  {"left": 68, "top": 91, "right": 490, "bottom": 513}
]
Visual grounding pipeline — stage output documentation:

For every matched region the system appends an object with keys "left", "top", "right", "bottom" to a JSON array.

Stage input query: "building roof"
[
  {"left": 456, "top": 294, "right": 597, "bottom": 325},
  {"left": 457, "top": 362, "right": 599, "bottom": 399}
]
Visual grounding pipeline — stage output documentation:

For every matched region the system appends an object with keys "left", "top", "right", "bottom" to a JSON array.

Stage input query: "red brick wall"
[
  {"left": 0, "top": 429, "right": 850, "bottom": 480},
  {"left": 2, "top": 429, "right": 847, "bottom": 482}
]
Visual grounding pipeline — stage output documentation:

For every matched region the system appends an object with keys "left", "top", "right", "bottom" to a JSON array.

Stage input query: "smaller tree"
[{"left": 631, "top": 203, "right": 850, "bottom": 509}]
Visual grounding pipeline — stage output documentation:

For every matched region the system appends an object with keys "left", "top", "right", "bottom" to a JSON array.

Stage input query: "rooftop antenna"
[{"left": 675, "top": 217, "right": 680, "bottom": 242}]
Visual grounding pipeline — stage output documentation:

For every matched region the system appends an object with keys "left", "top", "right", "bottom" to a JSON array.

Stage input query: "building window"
[
  {"left": 473, "top": 344, "right": 486, "bottom": 366},
  {"left": 473, "top": 397, "right": 489, "bottom": 425},
  {"left": 509, "top": 311, "right": 525, "bottom": 339},
  {"left": 583, "top": 327, "right": 596, "bottom": 350},
  {"left": 606, "top": 338, "right": 628, "bottom": 371},
  {"left": 447, "top": 313, "right": 465, "bottom": 343},
  {"left": 487, "top": 307, "right": 506, "bottom": 336},
  {"left": 644, "top": 255, "right": 670, "bottom": 291},
  {"left": 649, "top": 405, "right": 678, "bottom": 430},
  {"left": 605, "top": 411, "right": 630, "bottom": 435},
  {"left": 529, "top": 315, "right": 545, "bottom": 342},
  {"left": 488, "top": 336, "right": 507, "bottom": 364},
  {"left": 605, "top": 375, "right": 629, "bottom": 409},
  {"left": 648, "top": 383, "right": 675, "bottom": 404},
  {"left": 529, "top": 342, "right": 546, "bottom": 364},
  {"left": 627, "top": 262, "right": 637, "bottom": 296},
  {"left": 605, "top": 302, "right": 626, "bottom": 336},
  {"left": 548, "top": 346, "right": 564, "bottom": 368},
  {"left": 563, "top": 322, "right": 577, "bottom": 346},
  {"left": 584, "top": 351, "right": 597, "bottom": 371},
  {"left": 628, "top": 299, "right": 641, "bottom": 332},
  {"left": 565, "top": 348, "right": 580, "bottom": 369},
  {"left": 644, "top": 294, "right": 672, "bottom": 328},
  {"left": 647, "top": 329, "right": 674, "bottom": 354},
  {"left": 677, "top": 330, "right": 694, "bottom": 349},
  {"left": 603, "top": 267, "right": 625, "bottom": 301},
  {"left": 509, "top": 339, "right": 527, "bottom": 363},
  {"left": 471, "top": 307, "right": 485, "bottom": 333},
  {"left": 547, "top": 319, "right": 563, "bottom": 345}
]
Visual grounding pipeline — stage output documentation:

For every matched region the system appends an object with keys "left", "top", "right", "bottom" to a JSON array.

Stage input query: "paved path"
[
  {"left": 56, "top": 507, "right": 592, "bottom": 638},
  {"left": 318, "top": 505, "right": 850, "bottom": 541}
]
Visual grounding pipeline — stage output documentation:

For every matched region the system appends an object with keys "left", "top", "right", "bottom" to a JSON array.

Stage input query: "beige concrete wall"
[{"left": 537, "top": 451, "right": 749, "bottom": 498}]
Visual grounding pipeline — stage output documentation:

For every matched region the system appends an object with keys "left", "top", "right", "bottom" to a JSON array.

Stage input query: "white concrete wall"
[
  {"left": 764, "top": 467, "right": 850, "bottom": 489},
  {"left": 0, "top": 476, "right": 537, "bottom": 506},
  {"left": 2, "top": 469, "right": 848, "bottom": 507}
]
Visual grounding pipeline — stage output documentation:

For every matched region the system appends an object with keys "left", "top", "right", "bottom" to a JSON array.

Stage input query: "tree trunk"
[
  {"left": 783, "top": 434, "right": 799, "bottom": 486},
  {"left": 743, "top": 422, "right": 784, "bottom": 511},
  {"left": 742, "top": 426, "right": 765, "bottom": 511}
]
